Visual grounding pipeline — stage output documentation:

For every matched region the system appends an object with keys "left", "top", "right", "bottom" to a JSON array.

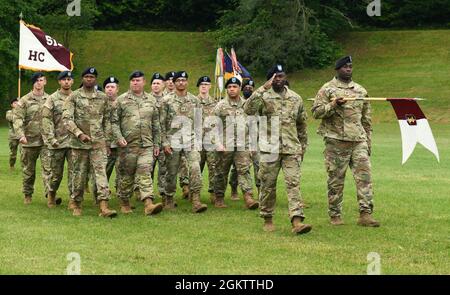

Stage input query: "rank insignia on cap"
[
  {"left": 277, "top": 65, "right": 282, "bottom": 71},
  {"left": 90, "top": 68, "right": 95, "bottom": 74},
  {"left": 232, "top": 77, "right": 236, "bottom": 82},
  {"left": 181, "top": 72, "right": 186, "bottom": 77},
  {"left": 110, "top": 77, "right": 115, "bottom": 83}
]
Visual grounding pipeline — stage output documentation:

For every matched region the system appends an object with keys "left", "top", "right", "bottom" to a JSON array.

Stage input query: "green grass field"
[
  {"left": 0, "top": 122, "right": 449, "bottom": 274},
  {"left": 2, "top": 29, "right": 449, "bottom": 274}
]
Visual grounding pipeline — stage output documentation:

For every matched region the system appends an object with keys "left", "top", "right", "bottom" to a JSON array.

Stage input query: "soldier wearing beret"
[
  {"left": 41, "top": 71, "right": 74, "bottom": 208},
  {"left": 229, "top": 79, "right": 260, "bottom": 200},
  {"left": 13, "top": 72, "right": 51, "bottom": 205},
  {"left": 111, "top": 71, "right": 163, "bottom": 216},
  {"left": 196, "top": 76, "right": 218, "bottom": 203},
  {"left": 160, "top": 71, "right": 207, "bottom": 213},
  {"left": 213, "top": 77, "right": 259, "bottom": 210},
  {"left": 6, "top": 98, "right": 19, "bottom": 170},
  {"left": 244, "top": 65, "right": 312, "bottom": 234},
  {"left": 150, "top": 72, "right": 169, "bottom": 200},
  {"left": 62, "top": 67, "right": 117, "bottom": 217},
  {"left": 163, "top": 71, "right": 190, "bottom": 200},
  {"left": 311, "top": 56, "right": 380, "bottom": 227}
]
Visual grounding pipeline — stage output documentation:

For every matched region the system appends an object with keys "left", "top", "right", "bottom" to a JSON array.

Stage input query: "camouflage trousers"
[
  {"left": 324, "top": 138, "right": 374, "bottom": 217},
  {"left": 152, "top": 147, "right": 167, "bottom": 196},
  {"left": 117, "top": 145, "right": 155, "bottom": 201},
  {"left": 259, "top": 152, "right": 305, "bottom": 221},
  {"left": 48, "top": 148, "right": 72, "bottom": 195},
  {"left": 20, "top": 146, "right": 49, "bottom": 197},
  {"left": 200, "top": 149, "right": 217, "bottom": 193},
  {"left": 106, "top": 147, "right": 118, "bottom": 185},
  {"left": 179, "top": 153, "right": 190, "bottom": 187},
  {"left": 70, "top": 148, "right": 110, "bottom": 203},
  {"left": 215, "top": 150, "right": 253, "bottom": 198},
  {"left": 229, "top": 151, "right": 260, "bottom": 192},
  {"left": 165, "top": 149, "right": 202, "bottom": 197},
  {"left": 9, "top": 138, "right": 20, "bottom": 167}
]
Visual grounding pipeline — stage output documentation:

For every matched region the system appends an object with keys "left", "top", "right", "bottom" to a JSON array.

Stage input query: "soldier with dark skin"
[
  {"left": 311, "top": 56, "right": 380, "bottom": 227},
  {"left": 244, "top": 65, "right": 312, "bottom": 234},
  {"left": 62, "top": 67, "right": 116, "bottom": 217}
]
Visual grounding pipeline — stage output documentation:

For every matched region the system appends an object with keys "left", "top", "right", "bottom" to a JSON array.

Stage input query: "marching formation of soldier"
[{"left": 6, "top": 55, "right": 380, "bottom": 235}]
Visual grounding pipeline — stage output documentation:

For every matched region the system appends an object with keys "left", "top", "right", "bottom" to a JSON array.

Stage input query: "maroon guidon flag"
[
  {"left": 19, "top": 21, "right": 74, "bottom": 71},
  {"left": 389, "top": 99, "right": 439, "bottom": 164}
]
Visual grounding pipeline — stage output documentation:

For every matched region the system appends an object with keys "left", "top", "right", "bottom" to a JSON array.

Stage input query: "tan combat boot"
[
  {"left": 209, "top": 192, "right": 216, "bottom": 204},
  {"left": 230, "top": 189, "right": 239, "bottom": 201},
  {"left": 243, "top": 192, "right": 259, "bottom": 210},
  {"left": 98, "top": 200, "right": 117, "bottom": 218},
  {"left": 47, "top": 191, "right": 56, "bottom": 208},
  {"left": 144, "top": 198, "right": 163, "bottom": 216},
  {"left": 164, "top": 196, "right": 176, "bottom": 210},
  {"left": 72, "top": 202, "right": 82, "bottom": 216},
  {"left": 191, "top": 193, "right": 207, "bottom": 213},
  {"left": 119, "top": 198, "right": 133, "bottom": 214},
  {"left": 330, "top": 216, "right": 344, "bottom": 226},
  {"left": 291, "top": 216, "right": 312, "bottom": 234},
  {"left": 357, "top": 212, "right": 380, "bottom": 227},
  {"left": 68, "top": 199, "right": 76, "bottom": 210},
  {"left": 24, "top": 195, "right": 32, "bottom": 205},
  {"left": 214, "top": 196, "right": 228, "bottom": 208},
  {"left": 263, "top": 217, "right": 275, "bottom": 232},
  {"left": 182, "top": 185, "right": 190, "bottom": 199}
]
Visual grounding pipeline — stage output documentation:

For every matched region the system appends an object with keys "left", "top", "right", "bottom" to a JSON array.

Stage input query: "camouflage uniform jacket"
[
  {"left": 111, "top": 90, "right": 160, "bottom": 148},
  {"left": 215, "top": 96, "right": 248, "bottom": 149},
  {"left": 161, "top": 92, "right": 200, "bottom": 148},
  {"left": 13, "top": 91, "right": 49, "bottom": 147},
  {"left": 42, "top": 89, "right": 72, "bottom": 149},
  {"left": 244, "top": 85, "right": 308, "bottom": 155},
  {"left": 6, "top": 110, "right": 16, "bottom": 140},
  {"left": 311, "top": 77, "right": 372, "bottom": 143},
  {"left": 62, "top": 88, "right": 111, "bottom": 149}
]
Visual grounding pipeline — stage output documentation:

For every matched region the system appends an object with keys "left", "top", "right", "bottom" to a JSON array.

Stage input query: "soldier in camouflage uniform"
[
  {"left": 111, "top": 71, "right": 163, "bottom": 216},
  {"left": 244, "top": 65, "right": 312, "bottom": 234},
  {"left": 41, "top": 71, "right": 74, "bottom": 208},
  {"left": 214, "top": 77, "right": 259, "bottom": 210},
  {"left": 13, "top": 72, "right": 51, "bottom": 205},
  {"left": 196, "top": 76, "right": 218, "bottom": 203},
  {"left": 62, "top": 67, "right": 117, "bottom": 218},
  {"left": 6, "top": 98, "right": 20, "bottom": 170},
  {"left": 311, "top": 56, "right": 380, "bottom": 227},
  {"left": 160, "top": 71, "right": 207, "bottom": 213},
  {"left": 150, "top": 73, "right": 168, "bottom": 201},
  {"left": 229, "top": 79, "right": 260, "bottom": 200},
  {"left": 164, "top": 71, "right": 190, "bottom": 199}
]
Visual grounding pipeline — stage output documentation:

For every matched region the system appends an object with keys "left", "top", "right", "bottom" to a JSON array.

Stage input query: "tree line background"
[{"left": 1, "top": 0, "right": 450, "bottom": 114}]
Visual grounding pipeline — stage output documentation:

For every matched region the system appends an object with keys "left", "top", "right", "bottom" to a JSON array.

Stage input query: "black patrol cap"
[
  {"left": 31, "top": 72, "right": 45, "bottom": 84},
  {"left": 266, "top": 64, "right": 285, "bottom": 80},
  {"left": 241, "top": 79, "right": 255, "bottom": 90},
  {"left": 151, "top": 72, "right": 165, "bottom": 83},
  {"left": 82, "top": 67, "right": 98, "bottom": 77},
  {"left": 197, "top": 76, "right": 211, "bottom": 87},
  {"left": 10, "top": 97, "right": 18, "bottom": 105},
  {"left": 165, "top": 71, "right": 176, "bottom": 80},
  {"left": 173, "top": 71, "right": 188, "bottom": 82},
  {"left": 103, "top": 76, "right": 119, "bottom": 89},
  {"left": 129, "top": 70, "right": 145, "bottom": 80},
  {"left": 225, "top": 76, "right": 241, "bottom": 88},
  {"left": 335, "top": 55, "right": 352, "bottom": 70},
  {"left": 57, "top": 71, "right": 73, "bottom": 80}
]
